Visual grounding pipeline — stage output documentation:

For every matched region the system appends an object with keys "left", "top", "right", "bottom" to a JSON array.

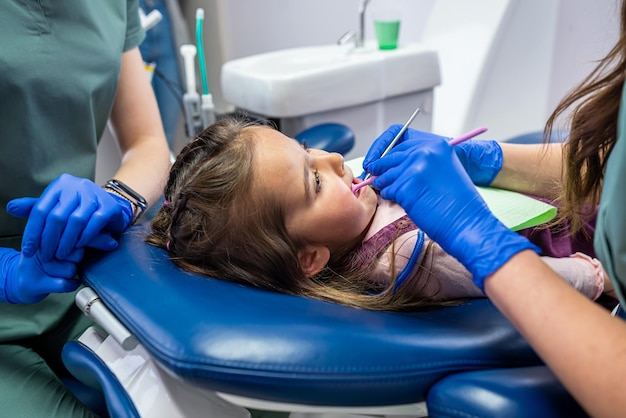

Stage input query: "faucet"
[
  {"left": 357, "top": 0, "right": 371, "bottom": 48},
  {"left": 337, "top": 0, "right": 371, "bottom": 48}
]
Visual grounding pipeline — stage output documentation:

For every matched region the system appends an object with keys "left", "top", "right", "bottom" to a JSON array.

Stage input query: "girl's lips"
[
  {"left": 352, "top": 176, "right": 376, "bottom": 195},
  {"left": 352, "top": 178, "right": 367, "bottom": 197}
]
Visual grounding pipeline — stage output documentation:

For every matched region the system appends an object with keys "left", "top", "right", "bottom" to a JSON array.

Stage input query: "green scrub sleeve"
[
  {"left": 594, "top": 82, "right": 626, "bottom": 305},
  {"left": 125, "top": 0, "right": 146, "bottom": 51}
]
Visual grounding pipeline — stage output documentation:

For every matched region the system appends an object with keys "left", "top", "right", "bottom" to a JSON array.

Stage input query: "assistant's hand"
[
  {"left": 453, "top": 139, "right": 503, "bottom": 186},
  {"left": 0, "top": 247, "right": 82, "bottom": 304},
  {"left": 6, "top": 173, "right": 133, "bottom": 262},
  {"left": 8, "top": 196, "right": 119, "bottom": 254},
  {"left": 365, "top": 133, "right": 538, "bottom": 289}
]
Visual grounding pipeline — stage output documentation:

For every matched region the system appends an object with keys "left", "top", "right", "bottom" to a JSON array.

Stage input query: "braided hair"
[{"left": 147, "top": 116, "right": 449, "bottom": 311}]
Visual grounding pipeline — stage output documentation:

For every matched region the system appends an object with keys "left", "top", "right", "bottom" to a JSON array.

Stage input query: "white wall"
[
  {"left": 218, "top": 0, "right": 430, "bottom": 57},
  {"left": 549, "top": 0, "right": 620, "bottom": 112},
  {"left": 97, "top": 0, "right": 620, "bottom": 181}
]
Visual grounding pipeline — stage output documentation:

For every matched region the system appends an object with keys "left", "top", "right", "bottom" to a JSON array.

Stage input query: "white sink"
[{"left": 221, "top": 42, "right": 441, "bottom": 118}]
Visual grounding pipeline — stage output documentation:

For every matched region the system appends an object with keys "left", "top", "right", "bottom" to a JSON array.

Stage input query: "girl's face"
[{"left": 253, "top": 127, "right": 378, "bottom": 253}]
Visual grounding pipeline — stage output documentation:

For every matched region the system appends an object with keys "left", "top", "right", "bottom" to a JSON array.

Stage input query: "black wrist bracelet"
[{"left": 104, "top": 179, "right": 148, "bottom": 224}]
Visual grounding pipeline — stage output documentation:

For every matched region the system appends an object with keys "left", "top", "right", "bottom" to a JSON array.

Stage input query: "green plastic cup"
[{"left": 375, "top": 20, "right": 400, "bottom": 50}]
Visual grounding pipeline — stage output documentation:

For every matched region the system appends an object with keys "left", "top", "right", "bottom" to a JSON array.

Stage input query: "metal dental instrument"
[
  {"left": 362, "top": 106, "right": 421, "bottom": 182},
  {"left": 352, "top": 125, "right": 489, "bottom": 194},
  {"left": 352, "top": 107, "right": 420, "bottom": 195}
]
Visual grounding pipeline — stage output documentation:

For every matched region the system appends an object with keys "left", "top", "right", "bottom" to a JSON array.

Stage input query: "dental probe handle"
[
  {"left": 351, "top": 175, "right": 376, "bottom": 193},
  {"left": 449, "top": 126, "right": 488, "bottom": 146}
]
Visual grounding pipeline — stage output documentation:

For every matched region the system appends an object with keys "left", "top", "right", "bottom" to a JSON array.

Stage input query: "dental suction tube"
[
  {"left": 180, "top": 44, "right": 204, "bottom": 138},
  {"left": 180, "top": 44, "right": 198, "bottom": 95}
]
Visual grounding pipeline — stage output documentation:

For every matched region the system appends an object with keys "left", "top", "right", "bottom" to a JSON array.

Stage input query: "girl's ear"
[{"left": 297, "top": 245, "right": 331, "bottom": 277}]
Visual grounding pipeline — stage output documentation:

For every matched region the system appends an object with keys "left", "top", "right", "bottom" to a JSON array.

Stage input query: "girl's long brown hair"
[
  {"left": 147, "top": 117, "right": 447, "bottom": 311},
  {"left": 546, "top": 0, "right": 626, "bottom": 233}
]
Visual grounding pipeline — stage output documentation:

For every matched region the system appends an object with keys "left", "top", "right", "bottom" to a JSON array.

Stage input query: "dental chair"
[
  {"left": 63, "top": 224, "right": 589, "bottom": 418},
  {"left": 63, "top": 131, "right": 596, "bottom": 418}
]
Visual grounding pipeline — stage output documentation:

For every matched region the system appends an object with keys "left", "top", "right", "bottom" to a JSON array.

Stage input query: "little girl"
[{"left": 147, "top": 117, "right": 614, "bottom": 311}]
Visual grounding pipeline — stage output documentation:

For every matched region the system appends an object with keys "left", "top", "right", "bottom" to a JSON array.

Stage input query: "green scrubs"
[
  {"left": 0, "top": 1, "right": 143, "bottom": 416},
  {"left": 595, "top": 81, "right": 626, "bottom": 306}
]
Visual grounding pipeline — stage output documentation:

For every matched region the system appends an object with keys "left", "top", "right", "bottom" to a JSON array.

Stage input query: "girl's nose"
[{"left": 320, "top": 152, "right": 344, "bottom": 175}]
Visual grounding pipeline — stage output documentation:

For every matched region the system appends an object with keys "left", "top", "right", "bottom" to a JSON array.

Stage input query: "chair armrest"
[{"left": 426, "top": 366, "right": 587, "bottom": 418}]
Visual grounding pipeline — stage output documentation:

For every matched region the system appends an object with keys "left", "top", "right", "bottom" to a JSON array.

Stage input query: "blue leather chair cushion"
[
  {"left": 78, "top": 224, "right": 542, "bottom": 407},
  {"left": 426, "top": 366, "right": 587, "bottom": 418}
]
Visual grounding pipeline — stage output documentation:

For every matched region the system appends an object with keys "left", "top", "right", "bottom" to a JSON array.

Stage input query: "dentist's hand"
[
  {"left": 453, "top": 139, "right": 503, "bottom": 186},
  {"left": 363, "top": 125, "right": 503, "bottom": 186},
  {"left": 6, "top": 173, "right": 133, "bottom": 262},
  {"left": 362, "top": 125, "right": 448, "bottom": 174},
  {"left": 365, "top": 135, "right": 538, "bottom": 290},
  {"left": 0, "top": 247, "right": 82, "bottom": 304}
]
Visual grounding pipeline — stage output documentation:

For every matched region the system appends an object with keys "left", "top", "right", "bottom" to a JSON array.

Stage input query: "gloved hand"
[
  {"left": 0, "top": 247, "right": 82, "bottom": 304},
  {"left": 8, "top": 196, "right": 120, "bottom": 256},
  {"left": 363, "top": 125, "right": 503, "bottom": 186},
  {"left": 6, "top": 173, "right": 133, "bottom": 262},
  {"left": 453, "top": 139, "right": 503, "bottom": 186},
  {"left": 365, "top": 126, "right": 538, "bottom": 290},
  {"left": 362, "top": 125, "right": 448, "bottom": 172}
]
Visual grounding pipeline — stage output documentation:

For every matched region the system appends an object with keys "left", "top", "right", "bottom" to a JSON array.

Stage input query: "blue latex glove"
[
  {"left": 363, "top": 125, "right": 503, "bottom": 186},
  {"left": 6, "top": 173, "right": 133, "bottom": 262},
  {"left": 365, "top": 127, "right": 539, "bottom": 290},
  {"left": 0, "top": 247, "right": 82, "bottom": 304},
  {"left": 8, "top": 196, "right": 120, "bottom": 255},
  {"left": 453, "top": 139, "right": 503, "bottom": 186},
  {"left": 362, "top": 125, "right": 447, "bottom": 173}
]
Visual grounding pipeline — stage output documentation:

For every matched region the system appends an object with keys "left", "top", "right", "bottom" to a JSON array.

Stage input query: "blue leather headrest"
[
  {"left": 294, "top": 123, "right": 355, "bottom": 155},
  {"left": 79, "top": 224, "right": 541, "bottom": 407}
]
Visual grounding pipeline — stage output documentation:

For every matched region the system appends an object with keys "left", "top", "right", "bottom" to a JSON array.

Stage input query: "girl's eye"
[
  {"left": 302, "top": 141, "right": 321, "bottom": 192},
  {"left": 314, "top": 169, "right": 322, "bottom": 193}
]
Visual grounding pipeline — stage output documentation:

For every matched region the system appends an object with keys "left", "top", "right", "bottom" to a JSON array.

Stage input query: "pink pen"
[{"left": 352, "top": 126, "right": 489, "bottom": 194}]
